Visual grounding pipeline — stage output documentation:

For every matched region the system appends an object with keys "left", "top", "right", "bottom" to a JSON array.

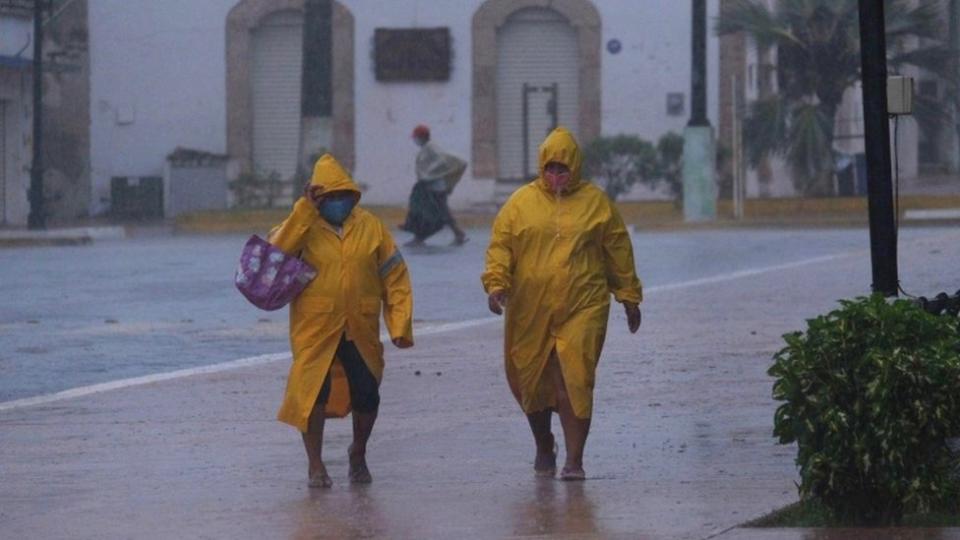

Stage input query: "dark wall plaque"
[
  {"left": 374, "top": 27, "right": 451, "bottom": 82},
  {"left": 667, "top": 92, "right": 685, "bottom": 116}
]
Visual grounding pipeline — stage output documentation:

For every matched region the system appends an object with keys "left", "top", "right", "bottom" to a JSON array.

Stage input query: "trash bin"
[{"left": 111, "top": 176, "right": 164, "bottom": 220}]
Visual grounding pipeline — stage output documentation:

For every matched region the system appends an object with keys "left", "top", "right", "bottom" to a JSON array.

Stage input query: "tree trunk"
[{"left": 805, "top": 102, "right": 839, "bottom": 197}]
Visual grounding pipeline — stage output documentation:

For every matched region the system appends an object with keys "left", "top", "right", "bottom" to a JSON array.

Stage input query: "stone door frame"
[
  {"left": 226, "top": 0, "right": 355, "bottom": 173},
  {"left": 471, "top": 0, "right": 601, "bottom": 178}
]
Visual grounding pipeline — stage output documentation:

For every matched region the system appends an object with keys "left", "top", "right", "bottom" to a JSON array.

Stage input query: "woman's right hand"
[{"left": 488, "top": 291, "right": 508, "bottom": 315}]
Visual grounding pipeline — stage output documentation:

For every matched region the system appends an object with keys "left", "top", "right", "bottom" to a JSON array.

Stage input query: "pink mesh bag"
[{"left": 235, "top": 235, "right": 317, "bottom": 311}]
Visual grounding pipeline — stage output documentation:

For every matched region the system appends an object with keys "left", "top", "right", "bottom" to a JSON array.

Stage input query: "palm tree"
[{"left": 716, "top": 0, "right": 952, "bottom": 195}]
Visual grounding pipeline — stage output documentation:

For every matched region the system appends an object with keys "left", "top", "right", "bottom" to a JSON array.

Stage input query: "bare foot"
[
  {"left": 559, "top": 466, "right": 586, "bottom": 481},
  {"left": 348, "top": 444, "right": 372, "bottom": 484},
  {"left": 534, "top": 434, "right": 557, "bottom": 477},
  {"left": 308, "top": 463, "right": 332, "bottom": 488}
]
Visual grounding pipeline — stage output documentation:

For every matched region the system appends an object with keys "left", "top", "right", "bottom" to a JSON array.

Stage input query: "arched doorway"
[
  {"left": 496, "top": 7, "right": 579, "bottom": 182},
  {"left": 251, "top": 10, "right": 303, "bottom": 181},
  {"left": 226, "top": 0, "right": 355, "bottom": 181},
  {"left": 471, "top": 0, "right": 600, "bottom": 184}
]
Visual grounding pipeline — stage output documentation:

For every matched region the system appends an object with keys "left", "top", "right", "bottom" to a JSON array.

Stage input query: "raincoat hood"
[
  {"left": 310, "top": 154, "right": 362, "bottom": 201},
  {"left": 536, "top": 127, "right": 583, "bottom": 194}
]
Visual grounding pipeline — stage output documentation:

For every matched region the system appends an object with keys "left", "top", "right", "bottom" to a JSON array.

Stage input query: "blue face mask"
[{"left": 319, "top": 196, "right": 356, "bottom": 226}]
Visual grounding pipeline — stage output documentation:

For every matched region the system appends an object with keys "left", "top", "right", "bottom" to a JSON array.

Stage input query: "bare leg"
[
  {"left": 302, "top": 399, "right": 332, "bottom": 488},
  {"left": 438, "top": 194, "right": 467, "bottom": 245},
  {"left": 449, "top": 221, "right": 468, "bottom": 245},
  {"left": 526, "top": 409, "right": 557, "bottom": 476},
  {"left": 348, "top": 410, "right": 377, "bottom": 483},
  {"left": 548, "top": 352, "right": 591, "bottom": 480}
]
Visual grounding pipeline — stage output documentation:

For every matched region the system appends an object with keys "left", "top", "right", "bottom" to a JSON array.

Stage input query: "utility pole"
[
  {"left": 682, "top": 0, "right": 716, "bottom": 221},
  {"left": 857, "top": 0, "right": 898, "bottom": 296},
  {"left": 689, "top": 0, "right": 708, "bottom": 128},
  {"left": 27, "top": 0, "right": 46, "bottom": 230},
  {"left": 951, "top": 0, "right": 960, "bottom": 172}
]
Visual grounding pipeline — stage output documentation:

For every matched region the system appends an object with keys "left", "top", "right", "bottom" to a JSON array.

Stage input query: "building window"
[{"left": 374, "top": 27, "right": 451, "bottom": 82}]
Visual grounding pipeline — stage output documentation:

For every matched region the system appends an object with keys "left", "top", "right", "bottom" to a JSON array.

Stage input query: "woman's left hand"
[
  {"left": 304, "top": 183, "right": 324, "bottom": 208},
  {"left": 392, "top": 337, "right": 414, "bottom": 349},
  {"left": 624, "top": 303, "right": 641, "bottom": 334}
]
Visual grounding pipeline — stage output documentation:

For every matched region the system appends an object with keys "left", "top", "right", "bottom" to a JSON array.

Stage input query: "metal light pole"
[
  {"left": 27, "top": 0, "right": 46, "bottom": 230},
  {"left": 858, "top": 0, "right": 898, "bottom": 296},
  {"left": 682, "top": 0, "right": 717, "bottom": 222},
  {"left": 689, "top": 0, "right": 709, "bottom": 128}
]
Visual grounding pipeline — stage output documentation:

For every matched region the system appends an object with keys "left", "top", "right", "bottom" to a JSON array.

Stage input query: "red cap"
[{"left": 412, "top": 124, "right": 430, "bottom": 140}]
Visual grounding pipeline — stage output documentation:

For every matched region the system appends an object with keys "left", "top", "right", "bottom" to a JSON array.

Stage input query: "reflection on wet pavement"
[
  {"left": 507, "top": 481, "right": 601, "bottom": 538},
  {"left": 2, "top": 229, "right": 960, "bottom": 538}
]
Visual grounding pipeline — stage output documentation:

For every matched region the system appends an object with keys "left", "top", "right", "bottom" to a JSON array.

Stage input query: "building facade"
[
  {"left": 87, "top": 0, "right": 721, "bottom": 214},
  {"left": 0, "top": 7, "right": 32, "bottom": 225},
  {"left": 1, "top": 0, "right": 90, "bottom": 227},
  {"left": 717, "top": 0, "right": 957, "bottom": 199}
]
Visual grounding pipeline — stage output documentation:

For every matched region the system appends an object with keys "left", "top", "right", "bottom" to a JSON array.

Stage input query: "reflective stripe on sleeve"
[{"left": 379, "top": 250, "right": 404, "bottom": 278}]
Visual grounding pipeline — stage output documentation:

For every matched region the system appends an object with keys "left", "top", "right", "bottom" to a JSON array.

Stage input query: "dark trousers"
[{"left": 316, "top": 335, "right": 380, "bottom": 413}]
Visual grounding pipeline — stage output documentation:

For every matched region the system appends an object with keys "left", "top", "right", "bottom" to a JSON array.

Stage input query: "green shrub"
[
  {"left": 769, "top": 294, "right": 960, "bottom": 524},
  {"left": 655, "top": 132, "right": 684, "bottom": 204},
  {"left": 582, "top": 135, "right": 657, "bottom": 201},
  {"left": 229, "top": 170, "right": 288, "bottom": 209},
  {"left": 582, "top": 133, "right": 688, "bottom": 203}
]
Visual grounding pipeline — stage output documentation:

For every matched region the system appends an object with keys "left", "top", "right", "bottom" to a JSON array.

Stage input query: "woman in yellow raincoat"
[
  {"left": 482, "top": 127, "right": 642, "bottom": 480},
  {"left": 269, "top": 154, "right": 414, "bottom": 488}
]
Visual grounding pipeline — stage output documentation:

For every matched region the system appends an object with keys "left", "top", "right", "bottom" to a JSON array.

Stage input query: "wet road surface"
[
  {"left": 1, "top": 226, "right": 959, "bottom": 539},
  {"left": 0, "top": 226, "right": 945, "bottom": 402}
]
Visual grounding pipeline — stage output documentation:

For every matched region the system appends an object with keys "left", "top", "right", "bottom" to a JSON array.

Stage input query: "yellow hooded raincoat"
[
  {"left": 269, "top": 154, "right": 413, "bottom": 431},
  {"left": 481, "top": 128, "right": 642, "bottom": 419}
]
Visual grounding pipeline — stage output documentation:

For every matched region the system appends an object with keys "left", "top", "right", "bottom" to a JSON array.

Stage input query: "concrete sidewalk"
[{"left": 2, "top": 230, "right": 959, "bottom": 539}]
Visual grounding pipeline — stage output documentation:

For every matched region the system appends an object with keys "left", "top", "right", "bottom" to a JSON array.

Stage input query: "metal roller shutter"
[
  {"left": 496, "top": 8, "right": 579, "bottom": 182},
  {"left": 252, "top": 10, "right": 304, "bottom": 182}
]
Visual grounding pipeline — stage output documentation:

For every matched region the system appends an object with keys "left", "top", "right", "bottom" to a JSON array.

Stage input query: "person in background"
[
  {"left": 400, "top": 124, "right": 469, "bottom": 247},
  {"left": 269, "top": 154, "right": 414, "bottom": 488},
  {"left": 481, "top": 127, "right": 643, "bottom": 481}
]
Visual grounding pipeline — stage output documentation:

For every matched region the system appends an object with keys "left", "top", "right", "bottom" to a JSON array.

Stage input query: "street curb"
[
  {"left": 0, "top": 226, "right": 126, "bottom": 248},
  {"left": 172, "top": 195, "right": 960, "bottom": 234}
]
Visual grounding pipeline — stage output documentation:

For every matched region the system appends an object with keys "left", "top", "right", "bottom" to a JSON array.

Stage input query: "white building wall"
[
  {"left": 600, "top": 0, "right": 720, "bottom": 142},
  {"left": 88, "top": 0, "right": 236, "bottom": 215},
  {"left": 339, "top": 0, "right": 480, "bottom": 208},
  {"left": 342, "top": 0, "right": 720, "bottom": 207},
  {"left": 88, "top": 0, "right": 721, "bottom": 213}
]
